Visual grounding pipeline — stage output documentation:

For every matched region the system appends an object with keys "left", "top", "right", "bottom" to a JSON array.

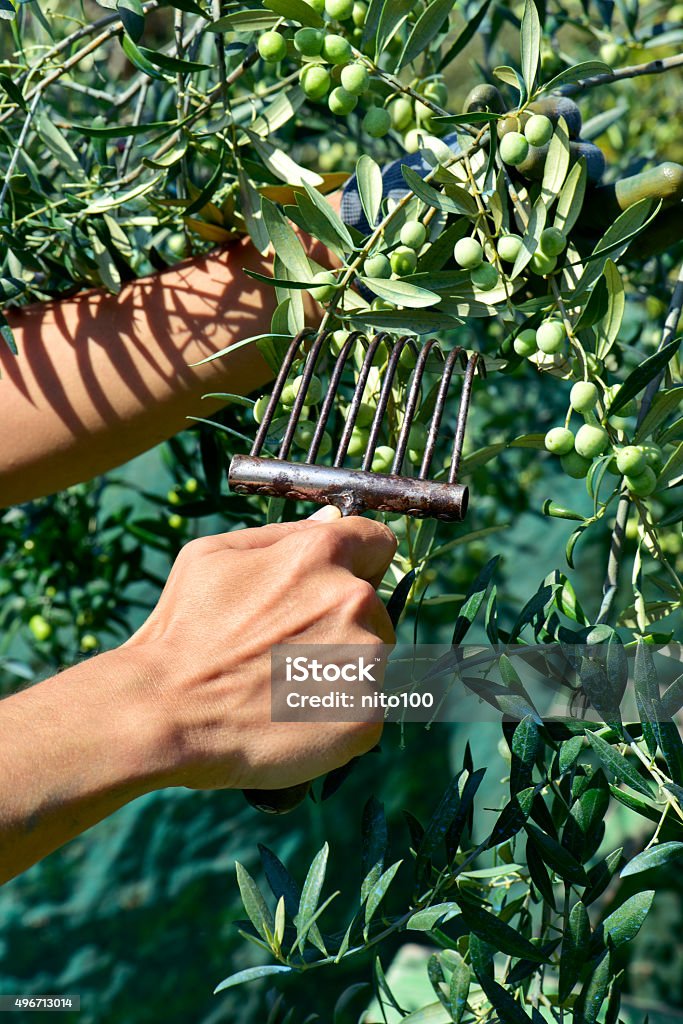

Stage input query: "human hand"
[{"left": 122, "top": 507, "right": 396, "bottom": 793}]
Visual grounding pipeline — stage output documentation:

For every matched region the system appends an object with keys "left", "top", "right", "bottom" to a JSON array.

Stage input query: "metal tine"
[
  {"left": 251, "top": 329, "right": 311, "bottom": 456},
  {"left": 278, "top": 329, "right": 330, "bottom": 460},
  {"left": 418, "top": 345, "right": 464, "bottom": 480},
  {"left": 361, "top": 336, "right": 415, "bottom": 472},
  {"left": 448, "top": 351, "right": 481, "bottom": 484},
  {"left": 391, "top": 338, "right": 441, "bottom": 476},
  {"left": 306, "top": 330, "right": 366, "bottom": 463},
  {"left": 334, "top": 332, "right": 390, "bottom": 467}
]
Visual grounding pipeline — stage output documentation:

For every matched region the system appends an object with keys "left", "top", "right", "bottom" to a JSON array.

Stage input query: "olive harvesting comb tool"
[{"left": 228, "top": 329, "right": 484, "bottom": 813}]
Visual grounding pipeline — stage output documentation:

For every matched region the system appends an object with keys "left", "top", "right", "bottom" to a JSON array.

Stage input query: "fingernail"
[{"left": 308, "top": 504, "right": 342, "bottom": 522}]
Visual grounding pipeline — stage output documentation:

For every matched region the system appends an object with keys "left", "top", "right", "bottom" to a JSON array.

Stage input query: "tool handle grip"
[{"left": 243, "top": 781, "right": 311, "bottom": 814}]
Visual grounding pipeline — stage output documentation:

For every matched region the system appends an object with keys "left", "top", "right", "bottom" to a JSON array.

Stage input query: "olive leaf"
[
  {"left": 554, "top": 157, "right": 587, "bottom": 234},
  {"left": 511, "top": 198, "right": 546, "bottom": 280},
  {"left": 214, "top": 964, "right": 292, "bottom": 994},
  {"left": 261, "top": 197, "right": 311, "bottom": 279},
  {"left": 520, "top": 0, "right": 541, "bottom": 96},
  {"left": 541, "top": 117, "right": 570, "bottom": 205},
  {"left": 263, "top": 0, "right": 324, "bottom": 26},
  {"left": 621, "top": 841, "right": 683, "bottom": 878},
  {"left": 295, "top": 842, "right": 330, "bottom": 953},
  {"left": 586, "top": 732, "right": 654, "bottom": 797},
  {"left": 363, "top": 861, "right": 402, "bottom": 937},
  {"left": 437, "top": 0, "right": 491, "bottom": 71},
  {"left": 235, "top": 862, "right": 275, "bottom": 942},
  {"left": 359, "top": 277, "right": 441, "bottom": 308},
  {"left": 559, "top": 900, "right": 590, "bottom": 1001},
  {"left": 398, "top": 0, "right": 453, "bottom": 70},
  {"left": 609, "top": 336, "right": 681, "bottom": 414},
  {"left": 356, "top": 154, "right": 383, "bottom": 230}
]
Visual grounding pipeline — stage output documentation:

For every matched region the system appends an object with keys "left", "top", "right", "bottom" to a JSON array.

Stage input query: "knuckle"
[
  {"left": 343, "top": 578, "right": 378, "bottom": 617},
  {"left": 307, "top": 525, "right": 346, "bottom": 565},
  {"left": 185, "top": 535, "right": 216, "bottom": 560}
]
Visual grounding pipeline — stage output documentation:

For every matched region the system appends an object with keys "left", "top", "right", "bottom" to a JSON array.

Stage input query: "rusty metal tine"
[
  {"left": 306, "top": 331, "right": 365, "bottom": 463},
  {"left": 448, "top": 351, "right": 479, "bottom": 484},
  {"left": 391, "top": 338, "right": 439, "bottom": 476},
  {"left": 334, "top": 332, "right": 389, "bottom": 467},
  {"left": 277, "top": 330, "right": 329, "bottom": 460},
  {"left": 251, "top": 331, "right": 310, "bottom": 456},
  {"left": 361, "top": 336, "right": 412, "bottom": 472},
  {"left": 419, "top": 346, "right": 462, "bottom": 480}
]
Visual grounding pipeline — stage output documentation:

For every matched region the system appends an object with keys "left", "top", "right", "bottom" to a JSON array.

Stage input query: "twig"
[
  {"left": 597, "top": 262, "right": 683, "bottom": 624},
  {"left": 0, "top": 92, "right": 40, "bottom": 212},
  {"left": 597, "top": 491, "right": 630, "bottom": 623},
  {"left": 563, "top": 53, "right": 683, "bottom": 94}
]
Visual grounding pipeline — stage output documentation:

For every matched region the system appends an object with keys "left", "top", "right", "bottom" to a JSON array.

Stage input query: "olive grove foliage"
[{"left": 1, "top": 0, "right": 683, "bottom": 1019}]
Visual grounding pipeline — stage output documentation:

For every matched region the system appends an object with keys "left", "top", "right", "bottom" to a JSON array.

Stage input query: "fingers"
[
  {"left": 207, "top": 505, "right": 342, "bottom": 553},
  {"left": 297, "top": 514, "right": 398, "bottom": 585}
]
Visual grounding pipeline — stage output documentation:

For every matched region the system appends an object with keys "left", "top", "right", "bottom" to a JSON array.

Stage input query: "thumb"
[{"left": 223, "top": 504, "right": 342, "bottom": 551}]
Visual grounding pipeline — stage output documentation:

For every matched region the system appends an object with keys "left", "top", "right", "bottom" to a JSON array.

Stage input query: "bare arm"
[{"left": 0, "top": 238, "right": 281, "bottom": 506}]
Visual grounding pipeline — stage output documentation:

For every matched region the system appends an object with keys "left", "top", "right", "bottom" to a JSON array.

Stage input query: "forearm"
[
  {"left": 0, "top": 238, "right": 276, "bottom": 506},
  {"left": 0, "top": 647, "right": 167, "bottom": 884}
]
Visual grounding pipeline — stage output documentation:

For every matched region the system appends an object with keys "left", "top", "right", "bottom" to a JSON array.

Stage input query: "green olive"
[
  {"left": 253, "top": 394, "right": 273, "bottom": 423},
  {"left": 528, "top": 96, "right": 582, "bottom": 140},
  {"left": 258, "top": 31, "right": 288, "bottom": 62},
  {"left": 294, "top": 27, "right": 324, "bottom": 56},
  {"left": 309, "top": 270, "right": 337, "bottom": 303},
  {"left": 497, "top": 233, "right": 523, "bottom": 263},
  {"left": 362, "top": 107, "right": 391, "bottom": 137},
  {"left": 545, "top": 427, "right": 575, "bottom": 455},
  {"left": 347, "top": 425, "right": 369, "bottom": 456},
  {"left": 524, "top": 113, "right": 553, "bottom": 147},
  {"left": 470, "top": 262, "right": 499, "bottom": 290},
  {"left": 513, "top": 328, "right": 538, "bottom": 357},
  {"left": 282, "top": 374, "right": 323, "bottom": 407},
  {"left": 407, "top": 422, "right": 429, "bottom": 464},
  {"left": 400, "top": 221, "right": 427, "bottom": 250},
  {"left": 321, "top": 33, "right": 353, "bottom": 64},
  {"left": 530, "top": 250, "right": 557, "bottom": 276},
  {"left": 536, "top": 320, "right": 566, "bottom": 353},
  {"left": 499, "top": 132, "right": 529, "bottom": 167},
  {"left": 352, "top": 0, "right": 367, "bottom": 25},
  {"left": 616, "top": 445, "right": 647, "bottom": 476},
  {"left": 300, "top": 64, "right": 331, "bottom": 100},
  {"left": 625, "top": 466, "right": 658, "bottom": 496},
  {"left": 423, "top": 80, "right": 448, "bottom": 106},
  {"left": 364, "top": 253, "right": 392, "bottom": 278},
  {"left": 389, "top": 96, "right": 413, "bottom": 131},
  {"left": 29, "top": 613, "right": 52, "bottom": 642},
  {"left": 341, "top": 62, "right": 369, "bottom": 94},
  {"left": 569, "top": 381, "right": 598, "bottom": 413},
  {"left": 390, "top": 246, "right": 418, "bottom": 275},
  {"left": 574, "top": 423, "right": 609, "bottom": 458},
  {"left": 561, "top": 451, "right": 592, "bottom": 478},
  {"left": 328, "top": 86, "right": 358, "bottom": 115},
  {"left": 539, "top": 226, "right": 567, "bottom": 257},
  {"left": 325, "top": 0, "right": 354, "bottom": 18},
  {"left": 453, "top": 236, "right": 483, "bottom": 269},
  {"left": 372, "top": 445, "right": 396, "bottom": 473}
]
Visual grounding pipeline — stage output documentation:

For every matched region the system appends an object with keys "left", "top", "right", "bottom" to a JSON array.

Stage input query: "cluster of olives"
[
  {"left": 544, "top": 381, "right": 662, "bottom": 496},
  {"left": 256, "top": 0, "right": 390, "bottom": 137},
  {"left": 254, "top": 0, "right": 456, "bottom": 149}
]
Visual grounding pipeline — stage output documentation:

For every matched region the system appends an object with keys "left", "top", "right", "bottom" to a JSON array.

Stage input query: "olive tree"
[{"left": 1, "top": 0, "right": 683, "bottom": 1020}]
